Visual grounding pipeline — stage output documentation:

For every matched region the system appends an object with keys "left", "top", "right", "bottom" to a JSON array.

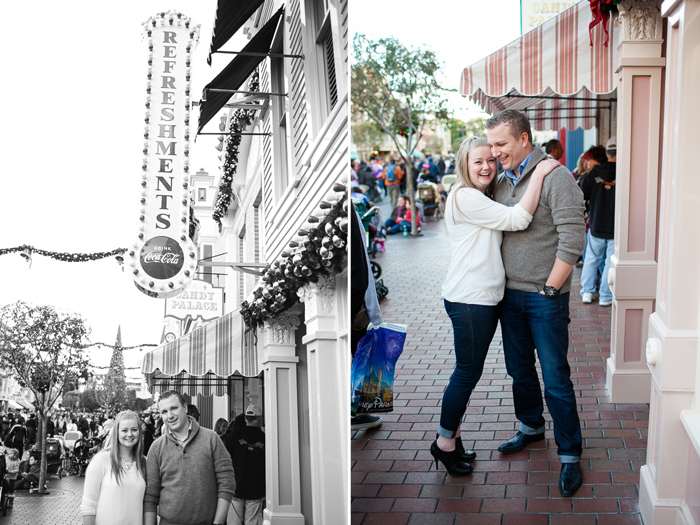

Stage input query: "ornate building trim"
[
  {"left": 618, "top": 0, "right": 663, "bottom": 41},
  {"left": 263, "top": 315, "right": 301, "bottom": 346},
  {"left": 297, "top": 275, "right": 335, "bottom": 319}
]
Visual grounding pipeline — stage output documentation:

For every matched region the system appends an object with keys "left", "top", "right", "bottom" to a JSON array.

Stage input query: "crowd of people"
[{"left": 351, "top": 154, "right": 454, "bottom": 253}]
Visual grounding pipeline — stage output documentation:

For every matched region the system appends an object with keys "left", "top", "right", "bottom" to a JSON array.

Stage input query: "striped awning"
[
  {"left": 141, "top": 308, "right": 259, "bottom": 396},
  {"left": 459, "top": 0, "right": 619, "bottom": 130}
]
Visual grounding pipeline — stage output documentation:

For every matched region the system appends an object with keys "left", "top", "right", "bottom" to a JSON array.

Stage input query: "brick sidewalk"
[
  {"left": 351, "top": 208, "right": 648, "bottom": 524},
  {"left": 4, "top": 473, "right": 84, "bottom": 524}
]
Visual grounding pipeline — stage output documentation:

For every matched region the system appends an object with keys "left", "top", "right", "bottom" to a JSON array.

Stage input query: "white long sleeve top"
[
  {"left": 441, "top": 184, "right": 533, "bottom": 305},
  {"left": 80, "top": 450, "right": 146, "bottom": 525}
]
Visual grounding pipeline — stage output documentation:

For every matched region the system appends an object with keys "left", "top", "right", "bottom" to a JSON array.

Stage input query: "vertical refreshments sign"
[{"left": 129, "top": 11, "right": 200, "bottom": 299}]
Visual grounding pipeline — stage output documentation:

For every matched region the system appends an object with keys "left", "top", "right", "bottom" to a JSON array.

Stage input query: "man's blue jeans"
[
  {"left": 580, "top": 235, "right": 614, "bottom": 302},
  {"left": 438, "top": 300, "right": 499, "bottom": 437},
  {"left": 500, "top": 289, "right": 582, "bottom": 462}
]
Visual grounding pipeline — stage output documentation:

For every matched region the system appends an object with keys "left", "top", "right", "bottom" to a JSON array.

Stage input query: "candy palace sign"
[
  {"left": 165, "top": 279, "right": 223, "bottom": 321},
  {"left": 128, "top": 11, "right": 201, "bottom": 299}
]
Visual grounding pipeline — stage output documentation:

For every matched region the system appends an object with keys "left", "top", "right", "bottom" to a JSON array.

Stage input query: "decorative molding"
[
  {"left": 618, "top": 0, "right": 663, "bottom": 41},
  {"left": 297, "top": 275, "right": 335, "bottom": 319},
  {"left": 263, "top": 315, "right": 300, "bottom": 346}
]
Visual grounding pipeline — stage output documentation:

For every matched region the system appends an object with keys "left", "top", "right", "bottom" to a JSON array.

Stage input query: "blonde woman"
[
  {"left": 432, "top": 137, "right": 558, "bottom": 476},
  {"left": 80, "top": 411, "right": 147, "bottom": 525}
]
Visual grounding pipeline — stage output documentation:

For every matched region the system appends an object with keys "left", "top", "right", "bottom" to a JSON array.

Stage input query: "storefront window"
[{"left": 229, "top": 375, "right": 264, "bottom": 427}]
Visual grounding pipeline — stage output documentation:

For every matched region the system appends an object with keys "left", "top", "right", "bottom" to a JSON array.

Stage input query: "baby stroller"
[
  {"left": 417, "top": 182, "right": 442, "bottom": 221},
  {"left": 44, "top": 438, "right": 64, "bottom": 478}
]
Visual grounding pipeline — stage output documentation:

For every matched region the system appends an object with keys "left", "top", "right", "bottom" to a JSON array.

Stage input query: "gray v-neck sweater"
[{"left": 494, "top": 147, "right": 586, "bottom": 294}]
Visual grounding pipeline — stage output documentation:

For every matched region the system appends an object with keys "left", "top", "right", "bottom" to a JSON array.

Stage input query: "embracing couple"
[{"left": 433, "top": 110, "right": 586, "bottom": 497}]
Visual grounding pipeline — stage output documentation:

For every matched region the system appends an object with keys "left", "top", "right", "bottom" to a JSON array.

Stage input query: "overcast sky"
[
  {"left": 351, "top": 0, "right": 523, "bottom": 122},
  {"left": 0, "top": 1, "right": 245, "bottom": 377}
]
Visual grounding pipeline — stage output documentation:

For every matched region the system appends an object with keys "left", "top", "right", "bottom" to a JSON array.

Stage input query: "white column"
[
  {"left": 639, "top": 0, "right": 700, "bottom": 522},
  {"left": 261, "top": 314, "right": 305, "bottom": 525},
  {"left": 297, "top": 275, "right": 348, "bottom": 525},
  {"left": 606, "top": 0, "right": 664, "bottom": 403}
]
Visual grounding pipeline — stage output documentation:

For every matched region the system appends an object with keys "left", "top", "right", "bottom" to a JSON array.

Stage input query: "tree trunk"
[
  {"left": 38, "top": 410, "right": 48, "bottom": 494},
  {"left": 404, "top": 135, "right": 419, "bottom": 236}
]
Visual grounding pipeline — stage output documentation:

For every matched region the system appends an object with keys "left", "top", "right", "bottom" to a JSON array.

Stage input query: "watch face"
[{"left": 165, "top": 332, "right": 176, "bottom": 343}]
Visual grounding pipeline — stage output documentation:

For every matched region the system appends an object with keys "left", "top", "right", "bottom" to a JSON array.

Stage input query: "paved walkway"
[
  {"left": 3, "top": 473, "right": 84, "bottom": 524},
  {"left": 352, "top": 198, "right": 648, "bottom": 524}
]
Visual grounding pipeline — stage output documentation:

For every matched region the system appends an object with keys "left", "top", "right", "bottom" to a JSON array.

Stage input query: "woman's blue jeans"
[
  {"left": 385, "top": 218, "right": 411, "bottom": 234},
  {"left": 438, "top": 299, "right": 499, "bottom": 438}
]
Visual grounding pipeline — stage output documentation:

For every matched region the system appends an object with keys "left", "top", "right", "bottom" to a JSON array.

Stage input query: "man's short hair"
[
  {"left": 158, "top": 390, "right": 187, "bottom": 407},
  {"left": 485, "top": 109, "right": 533, "bottom": 144}
]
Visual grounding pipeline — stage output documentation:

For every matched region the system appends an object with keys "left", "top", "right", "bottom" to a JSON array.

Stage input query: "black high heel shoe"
[
  {"left": 435, "top": 433, "right": 477, "bottom": 462},
  {"left": 430, "top": 441, "right": 473, "bottom": 476}
]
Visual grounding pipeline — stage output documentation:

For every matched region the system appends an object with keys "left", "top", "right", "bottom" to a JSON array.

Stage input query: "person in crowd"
[
  {"left": 186, "top": 402, "right": 201, "bottom": 423},
  {"left": 0, "top": 411, "right": 9, "bottom": 442},
  {"left": 25, "top": 413, "right": 37, "bottom": 447},
  {"left": 80, "top": 411, "right": 146, "bottom": 525},
  {"left": 2, "top": 447, "right": 21, "bottom": 497},
  {"left": 382, "top": 159, "right": 404, "bottom": 209},
  {"left": 371, "top": 157, "right": 385, "bottom": 198},
  {"left": 224, "top": 405, "right": 265, "bottom": 525},
  {"left": 578, "top": 145, "right": 608, "bottom": 272},
  {"left": 545, "top": 139, "right": 564, "bottom": 161},
  {"left": 572, "top": 153, "right": 588, "bottom": 181},
  {"left": 68, "top": 417, "right": 79, "bottom": 433},
  {"left": 580, "top": 137, "right": 617, "bottom": 306},
  {"left": 419, "top": 163, "right": 438, "bottom": 184},
  {"left": 142, "top": 414, "right": 155, "bottom": 456},
  {"left": 357, "top": 160, "right": 378, "bottom": 202},
  {"left": 214, "top": 418, "right": 229, "bottom": 438},
  {"left": 428, "top": 156, "right": 441, "bottom": 180},
  {"left": 434, "top": 136, "right": 558, "bottom": 477},
  {"left": 438, "top": 156, "right": 446, "bottom": 176},
  {"left": 144, "top": 390, "right": 235, "bottom": 525},
  {"left": 5, "top": 417, "right": 27, "bottom": 460},
  {"left": 486, "top": 109, "right": 586, "bottom": 496},
  {"left": 46, "top": 416, "right": 56, "bottom": 438},
  {"left": 79, "top": 414, "right": 91, "bottom": 439},
  {"left": 384, "top": 195, "right": 420, "bottom": 235},
  {"left": 14, "top": 452, "right": 43, "bottom": 491}
]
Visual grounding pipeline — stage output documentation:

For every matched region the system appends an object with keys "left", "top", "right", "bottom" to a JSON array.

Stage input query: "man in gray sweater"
[
  {"left": 486, "top": 110, "right": 586, "bottom": 497},
  {"left": 145, "top": 390, "right": 235, "bottom": 525}
]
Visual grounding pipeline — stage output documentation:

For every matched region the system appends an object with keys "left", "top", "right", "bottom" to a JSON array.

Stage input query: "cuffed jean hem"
[
  {"left": 519, "top": 422, "right": 546, "bottom": 435},
  {"left": 559, "top": 455, "right": 581, "bottom": 464},
  {"left": 437, "top": 425, "right": 458, "bottom": 439}
]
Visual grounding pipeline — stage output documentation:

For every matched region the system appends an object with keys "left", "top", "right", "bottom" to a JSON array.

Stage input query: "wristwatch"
[{"left": 542, "top": 285, "right": 560, "bottom": 298}]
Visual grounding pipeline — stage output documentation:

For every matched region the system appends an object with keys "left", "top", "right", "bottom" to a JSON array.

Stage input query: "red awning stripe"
[{"left": 459, "top": 1, "right": 618, "bottom": 130}]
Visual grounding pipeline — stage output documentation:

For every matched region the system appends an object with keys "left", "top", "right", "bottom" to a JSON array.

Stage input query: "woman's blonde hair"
[
  {"left": 108, "top": 410, "right": 146, "bottom": 484},
  {"left": 575, "top": 154, "right": 588, "bottom": 176},
  {"left": 451, "top": 136, "right": 499, "bottom": 222}
]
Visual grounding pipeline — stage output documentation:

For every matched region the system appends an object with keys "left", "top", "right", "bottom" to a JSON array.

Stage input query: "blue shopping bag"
[{"left": 351, "top": 322, "right": 407, "bottom": 415}]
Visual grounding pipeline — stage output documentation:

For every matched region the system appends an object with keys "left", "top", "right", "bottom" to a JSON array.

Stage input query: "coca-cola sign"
[
  {"left": 140, "top": 236, "right": 185, "bottom": 279},
  {"left": 127, "top": 11, "right": 201, "bottom": 299}
]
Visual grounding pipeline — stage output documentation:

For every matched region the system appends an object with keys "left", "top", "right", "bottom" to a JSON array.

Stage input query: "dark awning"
[
  {"left": 207, "top": 0, "right": 266, "bottom": 66},
  {"left": 198, "top": 7, "right": 284, "bottom": 135}
]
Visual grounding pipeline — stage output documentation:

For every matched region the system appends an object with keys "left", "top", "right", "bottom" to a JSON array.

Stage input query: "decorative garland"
[
  {"left": 212, "top": 71, "right": 261, "bottom": 232},
  {"left": 0, "top": 246, "right": 127, "bottom": 262},
  {"left": 240, "top": 193, "right": 349, "bottom": 329}
]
